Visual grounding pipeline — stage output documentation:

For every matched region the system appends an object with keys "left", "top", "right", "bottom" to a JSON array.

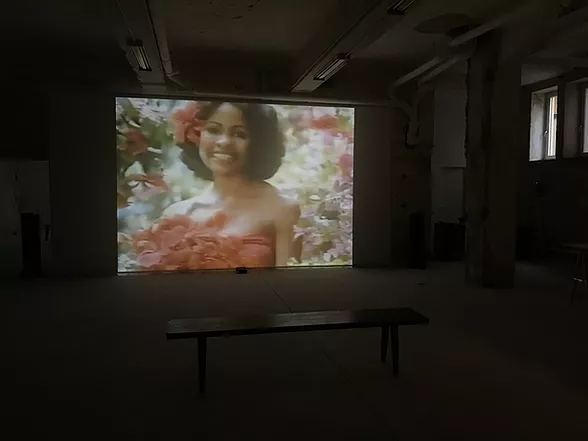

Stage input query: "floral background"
[{"left": 117, "top": 98, "right": 354, "bottom": 272}]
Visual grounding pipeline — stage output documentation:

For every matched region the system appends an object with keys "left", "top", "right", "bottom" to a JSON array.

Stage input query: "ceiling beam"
[
  {"left": 111, "top": 0, "right": 167, "bottom": 89},
  {"left": 291, "top": 0, "right": 410, "bottom": 93}
]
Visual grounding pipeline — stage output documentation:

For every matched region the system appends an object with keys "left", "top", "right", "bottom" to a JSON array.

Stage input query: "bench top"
[
  {"left": 561, "top": 243, "right": 588, "bottom": 252},
  {"left": 166, "top": 307, "right": 429, "bottom": 339}
]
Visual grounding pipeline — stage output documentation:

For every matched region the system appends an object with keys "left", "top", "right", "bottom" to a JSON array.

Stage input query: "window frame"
[
  {"left": 529, "top": 85, "right": 558, "bottom": 162},
  {"left": 543, "top": 90, "right": 558, "bottom": 160},
  {"left": 581, "top": 83, "right": 588, "bottom": 155}
]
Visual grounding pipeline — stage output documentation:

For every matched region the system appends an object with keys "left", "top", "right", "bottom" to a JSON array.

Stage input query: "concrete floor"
[{"left": 2, "top": 261, "right": 588, "bottom": 440}]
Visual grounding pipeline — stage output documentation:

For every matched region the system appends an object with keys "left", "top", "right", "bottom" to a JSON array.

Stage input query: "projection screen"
[{"left": 116, "top": 98, "right": 354, "bottom": 272}]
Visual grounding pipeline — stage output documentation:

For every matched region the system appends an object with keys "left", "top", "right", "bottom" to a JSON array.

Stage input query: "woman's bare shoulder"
[{"left": 258, "top": 182, "right": 300, "bottom": 224}]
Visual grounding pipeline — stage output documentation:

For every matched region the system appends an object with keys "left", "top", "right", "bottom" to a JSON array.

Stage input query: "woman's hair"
[{"left": 177, "top": 102, "right": 285, "bottom": 181}]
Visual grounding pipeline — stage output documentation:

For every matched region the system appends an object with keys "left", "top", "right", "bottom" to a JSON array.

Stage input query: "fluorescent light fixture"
[
  {"left": 314, "top": 54, "right": 350, "bottom": 81},
  {"left": 127, "top": 39, "right": 152, "bottom": 72},
  {"left": 388, "top": 0, "right": 417, "bottom": 15}
]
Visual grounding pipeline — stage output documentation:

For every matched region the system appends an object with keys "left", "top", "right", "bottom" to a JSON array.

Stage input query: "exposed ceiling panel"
[
  {"left": 163, "top": 0, "right": 339, "bottom": 54},
  {"left": 4, "top": 0, "right": 584, "bottom": 93}
]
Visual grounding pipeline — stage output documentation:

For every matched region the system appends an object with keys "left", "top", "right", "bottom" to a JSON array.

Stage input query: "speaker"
[
  {"left": 408, "top": 212, "right": 427, "bottom": 269},
  {"left": 21, "top": 213, "right": 42, "bottom": 278}
]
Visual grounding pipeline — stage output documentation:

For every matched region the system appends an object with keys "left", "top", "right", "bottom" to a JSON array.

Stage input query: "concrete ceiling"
[
  {"left": 163, "top": 0, "right": 339, "bottom": 55},
  {"left": 358, "top": 0, "right": 524, "bottom": 62},
  {"left": 4, "top": 0, "right": 587, "bottom": 91},
  {"left": 2, "top": 0, "right": 134, "bottom": 84},
  {"left": 2, "top": 0, "right": 117, "bottom": 51}
]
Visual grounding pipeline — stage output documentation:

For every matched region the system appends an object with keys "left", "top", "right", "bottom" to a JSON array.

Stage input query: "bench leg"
[
  {"left": 380, "top": 326, "right": 389, "bottom": 362},
  {"left": 390, "top": 326, "right": 399, "bottom": 377},
  {"left": 571, "top": 279, "right": 579, "bottom": 304},
  {"left": 571, "top": 252, "right": 587, "bottom": 304},
  {"left": 198, "top": 337, "right": 207, "bottom": 393}
]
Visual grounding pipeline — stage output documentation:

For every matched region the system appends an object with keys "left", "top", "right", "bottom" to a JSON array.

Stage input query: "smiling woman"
[
  {"left": 116, "top": 97, "right": 354, "bottom": 272},
  {"left": 162, "top": 101, "right": 299, "bottom": 269},
  {"left": 174, "top": 102, "right": 285, "bottom": 181}
]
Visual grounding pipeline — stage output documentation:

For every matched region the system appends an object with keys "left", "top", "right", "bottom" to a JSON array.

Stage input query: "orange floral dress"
[{"left": 131, "top": 212, "right": 275, "bottom": 271}]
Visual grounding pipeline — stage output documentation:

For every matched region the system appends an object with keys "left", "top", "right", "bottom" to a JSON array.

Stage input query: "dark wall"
[
  {"left": 48, "top": 85, "right": 116, "bottom": 276},
  {"left": 3, "top": 81, "right": 49, "bottom": 160},
  {"left": 46, "top": 88, "right": 423, "bottom": 276},
  {"left": 353, "top": 106, "right": 394, "bottom": 267},
  {"left": 519, "top": 158, "right": 588, "bottom": 249},
  {"left": 518, "top": 76, "right": 588, "bottom": 254}
]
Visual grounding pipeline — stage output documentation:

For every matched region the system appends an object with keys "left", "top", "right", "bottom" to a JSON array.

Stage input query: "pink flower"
[
  {"left": 310, "top": 115, "right": 338, "bottom": 131},
  {"left": 338, "top": 153, "right": 353, "bottom": 176}
]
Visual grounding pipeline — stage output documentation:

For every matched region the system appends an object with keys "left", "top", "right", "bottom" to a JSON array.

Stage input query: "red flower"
[
  {"left": 338, "top": 153, "right": 353, "bottom": 176},
  {"left": 310, "top": 115, "right": 338, "bottom": 131},
  {"left": 124, "top": 129, "right": 148, "bottom": 156},
  {"left": 172, "top": 103, "right": 202, "bottom": 144},
  {"left": 130, "top": 214, "right": 274, "bottom": 271}
]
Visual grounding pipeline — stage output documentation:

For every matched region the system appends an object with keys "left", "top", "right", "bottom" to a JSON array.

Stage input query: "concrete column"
[{"left": 464, "top": 31, "right": 522, "bottom": 288}]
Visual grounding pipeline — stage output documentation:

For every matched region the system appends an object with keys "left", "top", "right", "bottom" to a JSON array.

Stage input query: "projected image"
[{"left": 117, "top": 98, "right": 354, "bottom": 272}]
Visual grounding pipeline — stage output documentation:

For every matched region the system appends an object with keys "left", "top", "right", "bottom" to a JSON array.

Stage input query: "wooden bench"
[{"left": 166, "top": 307, "right": 429, "bottom": 393}]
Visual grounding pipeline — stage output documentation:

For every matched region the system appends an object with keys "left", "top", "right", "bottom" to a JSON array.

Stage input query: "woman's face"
[{"left": 199, "top": 103, "right": 249, "bottom": 177}]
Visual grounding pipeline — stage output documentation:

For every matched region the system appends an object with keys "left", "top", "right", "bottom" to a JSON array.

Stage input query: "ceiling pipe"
[
  {"left": 392, "top": 55, "right": 445, "bottom": 87},
  {"left": 417, "top": 43, "right": 475, "bottom": 85},
  {"left": 417, "top": 56, "right": 464, "bottom": 85}
]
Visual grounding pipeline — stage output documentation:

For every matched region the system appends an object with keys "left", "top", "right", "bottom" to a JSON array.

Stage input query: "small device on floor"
[{"left": 236, "top": 267, "right": 248, "bottom": 274}]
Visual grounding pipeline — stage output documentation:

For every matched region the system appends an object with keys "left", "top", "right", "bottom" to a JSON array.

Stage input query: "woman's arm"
[
  {"left": 275, "top": 225, "right": 293, "bottom": 266},
  {"left": 274, "top": 202, "right": 301, "bottom": 266}
]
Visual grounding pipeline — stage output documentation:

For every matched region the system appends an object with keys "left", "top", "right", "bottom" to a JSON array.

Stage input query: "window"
[
  {"left": 545, "top": 92, "right": 558, "bottom": 158},
  {"left": 529, "top": 88, "right": 558, "bottom": 161},
  {"left": 583, "top": 86, "right": 588, "bottom": 154}
]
